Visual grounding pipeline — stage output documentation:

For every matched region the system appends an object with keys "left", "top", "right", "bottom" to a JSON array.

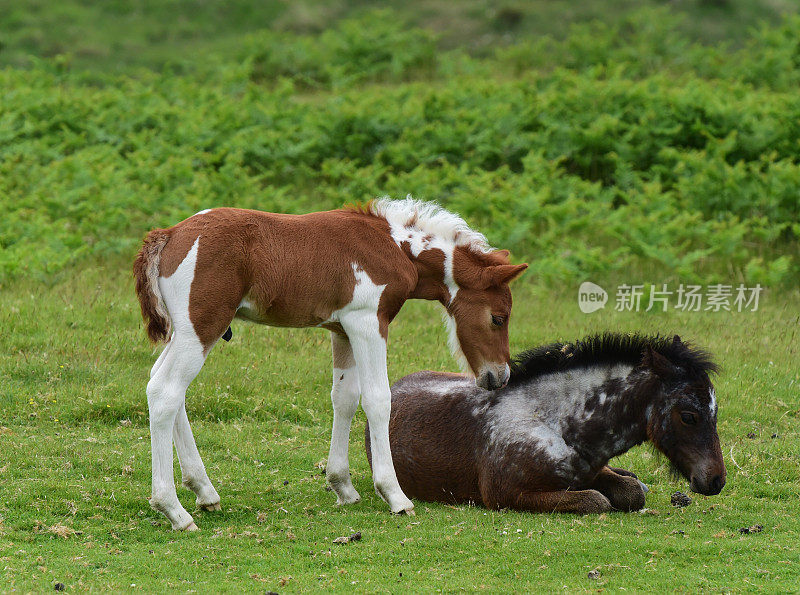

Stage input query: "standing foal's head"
[
  {"left": 446, "top": 248, "right": 527, "bottom": 390},
  {"left": 643, "top": 337, "right": 726, "bottom": 496}
]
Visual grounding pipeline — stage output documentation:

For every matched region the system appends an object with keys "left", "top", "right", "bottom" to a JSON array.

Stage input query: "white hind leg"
[
  {"left": 151, "top": 336, "right": 219, "bottom": 508},
  {"left": 173, "top": 402, "right": 220, "bottom": 511},
  {"left": 149, "top": 337, "right": 173, "bottom": 379},
  {"left": 147, "top": 332, "right": 206, "bottom": 530},
  {"left": 326, "top": 332, "right": 361, "bottom": 505}
]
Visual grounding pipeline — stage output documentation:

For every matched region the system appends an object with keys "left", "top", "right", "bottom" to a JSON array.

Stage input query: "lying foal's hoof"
[{"left": 608, "top": 476, "right": 647, "bottom": 512}]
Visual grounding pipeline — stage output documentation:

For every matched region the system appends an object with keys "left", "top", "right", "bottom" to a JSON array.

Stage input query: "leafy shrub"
[
  {"left": 243, "top": 10, "right": 437, "bottom": 89},
  {"left": 1, "top": 10, "right": 797, "bottom": 286}
]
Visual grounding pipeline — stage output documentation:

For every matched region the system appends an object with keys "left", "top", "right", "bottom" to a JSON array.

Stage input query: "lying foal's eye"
[
  {"left": 680, "top": 411, "right": 697, "bottom": 425},
  {"left": 491, "top": 314, "right": 506, "bottom": 327}
]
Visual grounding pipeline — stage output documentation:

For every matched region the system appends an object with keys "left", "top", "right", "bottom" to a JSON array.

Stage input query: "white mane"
[{"left": 368, "top": 196, "right": 494, "bottom": 255}]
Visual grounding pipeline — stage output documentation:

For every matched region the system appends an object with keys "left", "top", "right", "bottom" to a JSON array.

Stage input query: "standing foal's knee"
[{"left": 146, "top": 378, "right": 183, "bottom": 433}]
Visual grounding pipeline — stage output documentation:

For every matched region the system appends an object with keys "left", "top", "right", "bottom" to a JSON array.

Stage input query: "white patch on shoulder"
[
  {"left": 709, "top": 387, "right": 717, "bottom": 415},
  {"left": 324, "top": 263, "right": 387, "bottom": 324}
]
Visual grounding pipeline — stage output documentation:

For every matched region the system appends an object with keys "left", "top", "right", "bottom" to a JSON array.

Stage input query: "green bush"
[
  {"left": 1, "top": 10, "right": 797, "bottom": 286},
  {"left": 243, "top": 10, "right": 437, "bottom": 89}
]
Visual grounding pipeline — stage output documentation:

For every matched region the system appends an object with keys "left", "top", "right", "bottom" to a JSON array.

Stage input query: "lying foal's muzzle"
[
  {"left": 687, "top": 441, "right": 726, "bottom": 496},
  {"left": 477, "top": 364, "right": 510, "bottom": 391},
  {"left": 690, "top": 473, "right": 726, "bottom": 496}
]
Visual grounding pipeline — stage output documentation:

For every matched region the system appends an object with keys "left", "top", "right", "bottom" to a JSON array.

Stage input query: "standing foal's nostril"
[{"left": 486, "top": 371, "right": 497, "bottom": 390}]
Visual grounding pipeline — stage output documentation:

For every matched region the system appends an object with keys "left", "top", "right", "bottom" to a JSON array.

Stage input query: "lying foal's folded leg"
[
  {"left": 608, "top": 466, "right": 638, "bottom": 479},
  {"left": 589, "top": 466, "right": 647, "bottom": 511},
  {"left": 492, "top": 489, "right": 613, "bottom": 514},
  {"left": 608, "top": 466, "right": 650, "bottom": 493}
]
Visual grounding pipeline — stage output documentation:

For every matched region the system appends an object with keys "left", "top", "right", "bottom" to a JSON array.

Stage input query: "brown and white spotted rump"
[
  {"left": 133, "top": 198, "right": 527, "bottom": 530},
  {"left": 370, "top": 333, "right": 725, "bottom": 514}
]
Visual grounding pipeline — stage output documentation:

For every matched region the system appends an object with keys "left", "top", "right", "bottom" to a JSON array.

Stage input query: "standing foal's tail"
[{"left": 133, "top": 229, "right": 172, "bottom": 344}]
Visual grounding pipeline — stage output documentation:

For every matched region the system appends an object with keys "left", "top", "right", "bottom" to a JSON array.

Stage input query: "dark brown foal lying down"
[{"left": 368, "top": 333, "right": 726, "bottom": 514}]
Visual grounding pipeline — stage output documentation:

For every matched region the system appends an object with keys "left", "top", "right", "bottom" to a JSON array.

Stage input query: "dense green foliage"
[
  {"left": 2, "top": 0, "right": 795, "bottom": 72},
  {"left": 2, "top": 10, "right": 798, "bottom": 286}
]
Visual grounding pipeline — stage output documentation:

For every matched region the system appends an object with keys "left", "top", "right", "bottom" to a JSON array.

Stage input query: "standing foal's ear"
[
  {"left": 483, "top": 263, "right": 528, "bottom": 287},
  {"left": 641, "top": 346, "right": 679, "bottom": 378}
]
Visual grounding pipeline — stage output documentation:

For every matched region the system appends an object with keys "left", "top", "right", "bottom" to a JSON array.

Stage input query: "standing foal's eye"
[
  {"left": 491, "top": 314, "right": 506, "bottom": 327},
  {"left": 680, "top": 411, "right": 698, "bottom": 426}
]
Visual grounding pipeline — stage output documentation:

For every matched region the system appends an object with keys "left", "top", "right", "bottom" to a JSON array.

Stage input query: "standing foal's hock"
[
  {"left": 372, "top": 333, "right": 726, "bottom": 514},
  {"left": 133, "top": 199, "right": 527, "bottom": 530}
]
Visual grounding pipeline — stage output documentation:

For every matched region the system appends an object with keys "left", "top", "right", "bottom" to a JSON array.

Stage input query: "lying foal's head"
[
  {"left": 643, "top": 336, "right": 726, "bottom": 496},
  {"left": 447, "top": 248, "right": 527, "bottom": 390}
]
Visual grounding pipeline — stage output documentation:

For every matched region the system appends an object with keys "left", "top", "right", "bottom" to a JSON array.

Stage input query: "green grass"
[{"left": 1, "top": 259, "right": 798, "bottom": 591}]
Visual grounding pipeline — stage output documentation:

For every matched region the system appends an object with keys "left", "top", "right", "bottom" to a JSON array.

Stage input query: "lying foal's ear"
[
  {"left": 482, "top": 263, "right": 528, "bottom": 287},
  {"left": 641, "top": 346, "right": 679, "bottom": 378}
]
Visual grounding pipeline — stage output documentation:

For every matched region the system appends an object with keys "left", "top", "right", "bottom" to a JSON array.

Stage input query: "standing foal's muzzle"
[{"left": 477, "top": 364, "right": 511, "bottom": 391}]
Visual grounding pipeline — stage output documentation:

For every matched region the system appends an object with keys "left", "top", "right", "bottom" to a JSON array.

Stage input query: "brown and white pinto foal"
[
  {"left": 371, "top": 333, "right": 725, "bottom": 514},
  {"left": 133, "top": 199, "right": 527, "bottom": 530}
]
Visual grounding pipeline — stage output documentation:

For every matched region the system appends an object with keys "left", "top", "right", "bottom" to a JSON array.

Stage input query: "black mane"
[{"left": 509, "top": 332, "right": 718, "bottom": 386}]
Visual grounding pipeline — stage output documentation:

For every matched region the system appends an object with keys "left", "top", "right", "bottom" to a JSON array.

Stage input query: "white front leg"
[{"left": 340, "top": 313, "right": 414, "bottom": 514}]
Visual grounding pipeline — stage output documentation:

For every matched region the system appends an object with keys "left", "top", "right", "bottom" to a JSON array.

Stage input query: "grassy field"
[
  {"left": 3, "top": 0, "right": 800, "bottom": 591},
  {"left": 1, "top": 260, "right": 798, "bottom": 591}
]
